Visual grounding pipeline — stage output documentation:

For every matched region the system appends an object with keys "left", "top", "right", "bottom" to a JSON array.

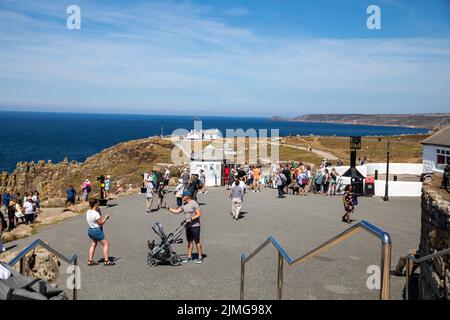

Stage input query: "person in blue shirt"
[
  {"left": 2, "top": 192, "right": 11, "bottom": 214},
  {"left": 66, "top": 185, "right": 77, "bottom": 207}
]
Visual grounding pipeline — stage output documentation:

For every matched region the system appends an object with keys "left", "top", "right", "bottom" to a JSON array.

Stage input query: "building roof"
[{"left": 422, "top": 125, "right": 450, "bottom": 147}]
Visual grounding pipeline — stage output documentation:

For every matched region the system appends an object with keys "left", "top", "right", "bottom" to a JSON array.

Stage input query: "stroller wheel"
[
  {"left": 169, "top": 255, "right": 182, "bottom": 266},
  {"left": 147, "top": 254, "right": 158, "bottom": 267}
]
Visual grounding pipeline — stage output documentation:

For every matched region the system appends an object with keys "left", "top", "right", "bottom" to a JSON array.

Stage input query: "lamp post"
[{"left": 383, "top": 141, "right": 390, "bottom": 201}]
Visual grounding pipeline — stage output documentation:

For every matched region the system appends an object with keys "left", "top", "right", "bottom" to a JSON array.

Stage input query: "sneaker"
[
  {"left": 1, "top": 248, "right": 6, "bottom": 252},
  {"left": 196, "top": 257, "right": 203, "bottom": 264},
  {"left": 182, "top": 257, "right": 192, "bottom": 263}
]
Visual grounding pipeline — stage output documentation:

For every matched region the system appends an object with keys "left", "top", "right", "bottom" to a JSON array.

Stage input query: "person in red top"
[{"left": 224, "top": 165, "right": 230, "bottom": 188}]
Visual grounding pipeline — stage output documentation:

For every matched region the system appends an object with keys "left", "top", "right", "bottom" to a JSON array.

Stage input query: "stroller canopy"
[{"left": 152, "top": 222, "right": 168, "bottom": 241}]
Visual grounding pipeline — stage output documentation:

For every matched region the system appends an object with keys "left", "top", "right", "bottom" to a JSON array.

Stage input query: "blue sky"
[{"left": 0, "top": 0, "right": 449, "bottom": 116}]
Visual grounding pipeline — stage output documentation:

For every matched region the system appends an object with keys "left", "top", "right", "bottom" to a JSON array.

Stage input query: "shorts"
[
  {"left": 88, "top": 227, "right": 105, "bottom": 241},
  {"left": 186, "top": 226, "right": 201, "bottom": 243}
]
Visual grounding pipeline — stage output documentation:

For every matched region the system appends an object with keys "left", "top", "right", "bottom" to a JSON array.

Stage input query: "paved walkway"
[
  {"left": 5, "top": 187, "right": 420, "bottom": 300},
  {"left": 269, "top": 141, "right": 339, "bottom": 161}
]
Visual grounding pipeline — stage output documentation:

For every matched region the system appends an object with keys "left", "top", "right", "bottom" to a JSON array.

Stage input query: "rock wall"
[{"left": 419, "top": 186, "right": 450, "bottom": 300}]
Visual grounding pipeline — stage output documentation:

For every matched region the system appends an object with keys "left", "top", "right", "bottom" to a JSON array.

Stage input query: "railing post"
[
  {"left": 19, "top": 257, "right": 24, "bottom": 275},
  {"left": 72, "top": 256, "right": 78, "bottom": 300},
  {"left": 380, "top": 241, "right": 391, "bottom": 300},
  {"left": 405, "top": 255, "right": 413, "bottom": 300},
  {"left": 240, "top": 254, "right": 245, "bottom": 300},
  {"left": 277, "top": 251, "right": 284, "bottom": 300}
]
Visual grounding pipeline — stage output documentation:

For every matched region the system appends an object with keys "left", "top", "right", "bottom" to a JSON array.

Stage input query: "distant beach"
[{"left": 0, "top": 111, "right": 429, "bottom": 173}]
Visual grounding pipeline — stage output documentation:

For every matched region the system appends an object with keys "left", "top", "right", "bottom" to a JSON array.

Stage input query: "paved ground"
[{"left": 4, "top": 186, "right": 421, "bottom": 300}]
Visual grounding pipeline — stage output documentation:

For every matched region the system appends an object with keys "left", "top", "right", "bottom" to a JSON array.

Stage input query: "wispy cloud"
[{"left": 0, "top": 0, "right": 449, "bottom": 115}]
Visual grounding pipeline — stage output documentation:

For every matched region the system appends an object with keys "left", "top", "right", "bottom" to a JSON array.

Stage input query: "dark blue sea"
[{"left": 0, "top": 111, "right": 428, "bottom": 173}]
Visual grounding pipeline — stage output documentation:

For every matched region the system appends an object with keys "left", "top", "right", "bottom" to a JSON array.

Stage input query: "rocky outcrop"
[
  {"left": 0, "top": 137, "right": 176, "bottom": 200},
  {"left": 0, "top": 245, "right": 60, "bottom": 284},
  {"left": 419, "top": 186, "right": 450, "bottom": 300}
]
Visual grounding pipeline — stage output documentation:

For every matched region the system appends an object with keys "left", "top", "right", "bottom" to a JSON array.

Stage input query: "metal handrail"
[
  {"left": 405, "top": 247, "right": 450, "bottom": 300},
  {"left": 8, "top": 239, "right": 78, "bottom": 300},
  {"left": 240, "top": 220, "right": 392, "bottom": 300}
]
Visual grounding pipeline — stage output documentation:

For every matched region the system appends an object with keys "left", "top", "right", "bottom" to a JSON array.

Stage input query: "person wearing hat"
[
  {"left": 166, "top": 191, "right": 203, "bottom": 264},
  {"left": 157, "top": 181, "right": 167, "bottom": 210},
  {"left": 81, "top": 179, "right": 91, "bottom": 202},
  {"left": 173, "top": 178, "right": 185, "bottom": 207}
]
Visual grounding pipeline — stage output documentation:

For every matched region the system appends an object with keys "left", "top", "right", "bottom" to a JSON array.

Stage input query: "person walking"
[
  {"left": 274, "top": 171, "right": 285, "bottom": 198},
  {"left": 157, "top": 182, "right": 167, "bottom": 210},
  {"left": 181, "top": 168, "right": 190, "bottom": 188},
  {"left": 342, "top": 185, "right": 355, "bottom": 223},
  {"left": 86, "top": 199, "right": 114, "bottom": 266},
  {"left": 229, "top": 180, "right": 244, "bottom": 220},
  {"left": 145, "top": 180, "right": 155, "bottom": 213},
  {"left": 166, "top": 191, "right": 204, "bottom": 264}
]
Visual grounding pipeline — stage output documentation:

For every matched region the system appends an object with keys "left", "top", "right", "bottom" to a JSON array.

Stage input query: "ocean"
[{"left": 0, "top": 111, "right": 428, "bottom": 173}]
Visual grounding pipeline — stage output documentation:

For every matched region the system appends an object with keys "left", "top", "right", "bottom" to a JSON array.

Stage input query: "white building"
[
  {"left": 422, "top": 125, "right": 450, "bottom": 173},
  {"left": 185, "top": 129, "right": 221, "bottom": 140},
  {"left": 185, "top": 130, "right": 202, "bottom": 140}
]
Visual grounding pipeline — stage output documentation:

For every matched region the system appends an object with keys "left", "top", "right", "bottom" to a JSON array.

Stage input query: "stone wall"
[{"left": 419, "top": 186, "right": 450, "bottom": 300}]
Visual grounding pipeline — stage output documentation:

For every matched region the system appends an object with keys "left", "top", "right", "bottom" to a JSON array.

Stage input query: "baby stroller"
[{"left": 147, "top": 221, "right": 185, "bottom": 267}]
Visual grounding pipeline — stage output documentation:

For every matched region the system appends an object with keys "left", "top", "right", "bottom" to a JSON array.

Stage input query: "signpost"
[{"left": 383, "top": 141, "right": 390, "bottom": 201}]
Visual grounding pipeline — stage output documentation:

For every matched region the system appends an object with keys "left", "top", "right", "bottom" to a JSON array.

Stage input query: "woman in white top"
[{"left": 86, "top": 199, "right": 114, "bottom": 266}]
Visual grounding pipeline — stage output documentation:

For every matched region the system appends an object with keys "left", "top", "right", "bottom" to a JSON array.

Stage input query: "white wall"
[
  {"left": 374, "top": 180, "right": 422, "bottom": 197},
  {"left": 333, "top": 163, "right": 423, "bottom": 176},
  {"left": 190, "top": 160, "right": 223, "bottom": 186}
]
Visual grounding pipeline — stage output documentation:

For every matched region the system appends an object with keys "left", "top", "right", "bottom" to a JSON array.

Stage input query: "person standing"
[
  {"left": 157, "top": 182, "right": 167, "bottom": 210},
  {"left": 224, "top": 165, "right": 230, "bottom": 188},
  {"left": 2, "top": 192, "right": 11, "bottom": 216},
  {"left": 104, "top": 176, "right": 111, "bottom": 199},
  {"left": 7, "top": 198, "right": 16, "bottom": 231},
  {"left": 163, "top": 168, "right": 171, "bottom": 186},
  {"left": 66, "top": 185, "right": 77, "bottom": 207},
  {"left": 23, "top": 198, "right": 36, "bottom": 225},
  {"left": 0, "top": 213, "right": 6, "bottom": 252},
  {"left": 199, "top": 169, "right": 207, "bottom": 194},
  {"left": 181, "top": 168, "right": 190, "bottom": 188},
  {"left": 32, "top": 191, "right": 40, "bottom": 214},
  {"left": 81, "top": 179, "right": 91, "bottom": 202},
  {"left": 86, "top": 199, "right": 114, "bottom": 266},
  {"left": 342, "top": 185, "right": 354, "bottom": 223},
  {"left": 328, "top": 168, "right": 338, "bottom": 196},
  {"left": 173, "top": 179, "right": 185, "bottom": 207},
  {"left": 145, "top": 180, "right": 155, "bottom": 213},
  {"left": 166, "top": 191, "right": 204, "bottom": 264},
  {"left": 230, "top": 180, "right": 244, "bottom": 220},
  {"left": 252, "top": 166, "right": 261, "bottom": 192}
]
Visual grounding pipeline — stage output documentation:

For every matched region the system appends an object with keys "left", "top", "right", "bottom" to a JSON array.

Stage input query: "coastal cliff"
[
  {"left": 0, "top": 137, "right": 175, "bottom": 199},
  {"left": 272, "top": 114, "right": 450, "bottom": 130}
]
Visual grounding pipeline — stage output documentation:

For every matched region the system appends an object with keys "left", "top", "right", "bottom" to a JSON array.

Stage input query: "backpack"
[
  {"left": 196, "top": 179, "right": 203, "bottom": 189},
  {"left": 86, "top": 186, "right": 91, "bottom": 193}
]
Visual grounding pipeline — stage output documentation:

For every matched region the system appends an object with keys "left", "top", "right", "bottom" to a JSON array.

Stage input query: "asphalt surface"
[{"left": 5, "top": 186, "right": 421, "bottom": 300}]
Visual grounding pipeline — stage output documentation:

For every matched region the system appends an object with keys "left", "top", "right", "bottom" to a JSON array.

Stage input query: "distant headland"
[{"left": 270, "top": 113, "right": 450, "bottom": 130}]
